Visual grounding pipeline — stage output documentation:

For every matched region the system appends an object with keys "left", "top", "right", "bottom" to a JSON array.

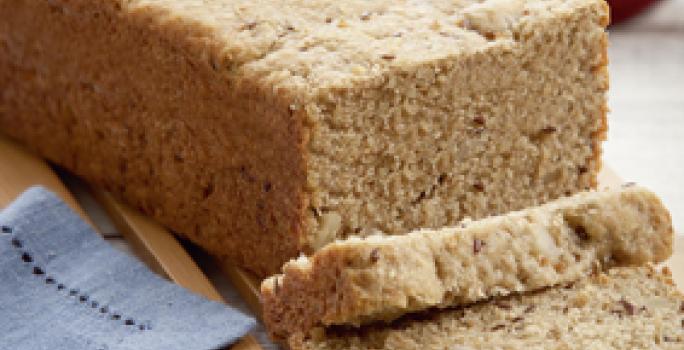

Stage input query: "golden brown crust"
[{"left": 0, "top": 0, "right": 307, "bottom": 276}]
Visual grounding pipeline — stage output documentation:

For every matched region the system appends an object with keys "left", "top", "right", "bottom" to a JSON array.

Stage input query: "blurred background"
[{"left": 605, "top": 0, "right": 684, "bottom": 233}]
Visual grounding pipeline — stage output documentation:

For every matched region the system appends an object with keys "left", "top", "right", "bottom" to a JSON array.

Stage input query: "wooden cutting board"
[
  {"left": 0, "top": 133, "right": 682, "bottom": 332},
  {"left": 0, "top": 135, "right": 261, "bottom": 350}
]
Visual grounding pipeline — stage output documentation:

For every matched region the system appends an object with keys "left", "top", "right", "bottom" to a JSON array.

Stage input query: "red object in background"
[{"left": 608, "top": 0, "right": 661, "bottom": 24}]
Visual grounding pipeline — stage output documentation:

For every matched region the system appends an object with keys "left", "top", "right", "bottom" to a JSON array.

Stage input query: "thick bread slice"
[
  {"left": 290, "top": 266, "right": 684, "bottom": 350},
  {"left": 262, "top": 186, "right": 673, "bottom": 340}
]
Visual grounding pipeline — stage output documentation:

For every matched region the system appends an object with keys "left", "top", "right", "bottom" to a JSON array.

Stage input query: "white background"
[{"left": 605, "top": 0, "right": 684, "bottom": 234}]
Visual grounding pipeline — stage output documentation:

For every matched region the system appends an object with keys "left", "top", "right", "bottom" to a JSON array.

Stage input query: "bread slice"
[
  {"left": 262, "top": 186, "right": 673, "bottom": 340},
  {"left": 289, "top": 266, "right": 684, "bottom": 349},
  {"left": 0, "top": 0, "right": 609, "bottom": 276}
]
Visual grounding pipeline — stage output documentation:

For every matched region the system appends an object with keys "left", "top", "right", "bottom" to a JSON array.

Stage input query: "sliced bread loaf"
[
  {"left": 0, "top": 0, "right": 609, "bottom": 276},
  {"left": 289, "top": 266, "right": 684, "bottom": 350},
  {"left": 262, "top": 186, "right": 673, "bottom": 340}
]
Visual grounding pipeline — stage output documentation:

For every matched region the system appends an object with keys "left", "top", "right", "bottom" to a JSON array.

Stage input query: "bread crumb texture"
[
  {"left": 262, "top": 186, "right": 674, "bottom": 340},
  {"left": 291, "top": 266, "right": 684, "bottom": 350},
  {"left": 0, "top": 0, "right": 608, "bottom": 275}
]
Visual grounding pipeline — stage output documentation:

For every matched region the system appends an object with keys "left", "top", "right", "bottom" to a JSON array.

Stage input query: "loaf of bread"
[
  {"left": 289, "top": 266, "right": 684, "bottom": 350},
  {"left": 0, "top": 0, "right": 609, "bottom": 276},
  {"left": 262, "top": 186, "right": 674, "bottom": 340}
]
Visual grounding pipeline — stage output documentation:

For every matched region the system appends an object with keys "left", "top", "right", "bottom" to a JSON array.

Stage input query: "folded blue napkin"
[{"left": 0, "top": 187, "right": 256, "bottom": 350}]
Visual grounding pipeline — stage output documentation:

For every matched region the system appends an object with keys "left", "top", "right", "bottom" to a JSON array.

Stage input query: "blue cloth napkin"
[{"left": 0, "top": 187, "right": 256, "bottom": 350}]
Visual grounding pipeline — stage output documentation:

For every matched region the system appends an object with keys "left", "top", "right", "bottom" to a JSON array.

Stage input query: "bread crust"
[{"left": 0, "top": 0, "right": 308, "bottom": 276}]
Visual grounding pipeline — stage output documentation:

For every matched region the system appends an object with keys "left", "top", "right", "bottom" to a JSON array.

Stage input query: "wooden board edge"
[
  {"left": 90, "top": 190, "right": 223, "bottom": 301},
  {"left": 91, "top": 186, "right": 265, "bottom": 318},
  {"left": 219, "top": 259, "right": 263, "bottom": 319},
  {"left": 90, "top": 189, "right": 265, "bottom": 350},
  {"left": 0, "top": 135, "right": 91, "bottom": 225}
]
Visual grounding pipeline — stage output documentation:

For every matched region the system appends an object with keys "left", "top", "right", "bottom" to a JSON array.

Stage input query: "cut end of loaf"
[{"left": 301, "top": 0, "right": 610, "bottom": 254}]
